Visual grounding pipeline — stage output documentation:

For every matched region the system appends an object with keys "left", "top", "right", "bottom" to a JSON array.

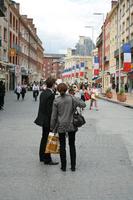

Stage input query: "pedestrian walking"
[
  {"left": 21, "top": 83, "right": 27, "bottom": 100},
  {"left": 32, "top": 82, "right": 39, "bottom": 101},
  {"left": 50, "top": 83, "right": 86, "bottom": 172},
  {"left": 79, "top": 84, "right": 85, "bottom": 102},
  {"left": 0, "top": 80, "right": 5, "bottom": 110},
  {"left": 90, "top": 84, "right": 99, "bottom": 111},
  {"left": 15, "top": 83, "right": 22, "bottom": 100},
  {"left": 34, "top": 77, "right": 58, "bottom": 165}
]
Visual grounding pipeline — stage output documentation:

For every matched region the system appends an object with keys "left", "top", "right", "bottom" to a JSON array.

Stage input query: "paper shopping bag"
[{"left": 45, "top": 133, "right": 60, "bottom": 154}]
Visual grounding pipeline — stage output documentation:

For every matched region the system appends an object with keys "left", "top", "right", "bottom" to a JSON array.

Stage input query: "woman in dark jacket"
[{"left": 50, "top": 83, "right": 86, "bottom": 172}]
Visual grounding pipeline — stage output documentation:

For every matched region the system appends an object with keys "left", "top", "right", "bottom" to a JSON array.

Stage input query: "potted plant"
[
  {"left": 117, "top": 87, "right": 127, "bottom": 102},
  {"left": 105, "top": 88, "right": 113, "bottom": 98}
]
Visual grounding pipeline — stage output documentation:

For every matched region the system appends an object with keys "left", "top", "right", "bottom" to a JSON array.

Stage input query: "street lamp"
[
  {"left": 93, "top": 12, "right": 104, "bottom": 92},
  {"left": 84, "top": 25, "right": 94, "bottom": 54}
]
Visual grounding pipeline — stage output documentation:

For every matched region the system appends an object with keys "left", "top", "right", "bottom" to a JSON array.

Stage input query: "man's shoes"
[
  {"left": 44, "top": 161, "right": 59, "bottom": 165},
  {"left": 40, "top": 159, "right": 45, "bottom": 162},
  {"left": 60, "top": 167, "right": 66, "bottom": 172},
  {"left": 71, "top": 167, "right": 76, "bottom": 172}
]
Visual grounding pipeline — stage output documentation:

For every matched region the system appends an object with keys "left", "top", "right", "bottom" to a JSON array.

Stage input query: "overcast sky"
[{"left": 16, "top": 0, "right": 111, "bottom": 54}]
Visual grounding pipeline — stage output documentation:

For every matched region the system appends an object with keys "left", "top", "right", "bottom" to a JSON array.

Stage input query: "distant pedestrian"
[
  {"left": 90, "top": 84, "right": 99, "bottom": 111},
  {"left": 0, "top": 81, "right": 5, "bottom": 110},
  {"left": 32, "top": 82, "right": 39, "bottom": 101},
  {"left": 34, "top": 77, "right": 58, "bottom": 165},
  {"left": 125, "top": 83, "right": 128, "bottom": 93},
  {"left": 50, "top": 83, "right": 86, "bottom": 172},
  {"left": 79, "top": 84, "right": 85, "bottom": 102},
  {"left": 15, "top": 83, "right": 22, "bottom": 100},
  {"left": 21, "top": 83, "right": 27, "bottom": 100}
]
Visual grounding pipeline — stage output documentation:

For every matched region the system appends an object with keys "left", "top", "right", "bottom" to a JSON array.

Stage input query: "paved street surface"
[{"left": 0, "top": 92, "right": 133, "bottom": 200}]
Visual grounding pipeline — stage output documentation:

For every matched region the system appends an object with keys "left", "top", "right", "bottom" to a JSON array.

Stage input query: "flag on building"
[
  {"left": 80, "top": 62, "right": 85, "bottom": 77},
  {"left": 76, "top": 64, "right": 80, "bottom": 77},
  {"left": 123, "top": 43, "right": 131, "bottom": 72},
  {"left": 72, "top": 66, "right": 75, "bottom": 77},
  {"left": 93, "top": 56, "right": 99, "bottom": 76}
]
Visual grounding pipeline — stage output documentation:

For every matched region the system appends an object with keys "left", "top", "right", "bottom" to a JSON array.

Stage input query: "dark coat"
[{"left": 34, "top": 89, "right": 55, "bottom": 127}]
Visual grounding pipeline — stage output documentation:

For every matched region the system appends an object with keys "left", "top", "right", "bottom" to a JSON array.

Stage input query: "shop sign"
[{"left": 9, "top": 48, "right": 16, "bottom": 57}]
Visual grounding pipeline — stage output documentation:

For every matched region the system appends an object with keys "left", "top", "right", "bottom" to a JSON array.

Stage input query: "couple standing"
[{"left": 34, "top": 77, "right": 86, "bottom": 172}]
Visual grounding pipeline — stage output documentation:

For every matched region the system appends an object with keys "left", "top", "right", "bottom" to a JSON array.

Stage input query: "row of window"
[{"left": 10, "top": 12, "right": 18, "bottom": 32}]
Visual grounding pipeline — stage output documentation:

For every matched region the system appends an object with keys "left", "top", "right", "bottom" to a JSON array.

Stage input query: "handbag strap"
[{"left": 71, "top": 95, "right": 82, "bottom": 114}]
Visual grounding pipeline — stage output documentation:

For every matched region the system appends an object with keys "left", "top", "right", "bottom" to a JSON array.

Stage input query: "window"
[
  {"left": 131, "top": 13, "right": 133, "bottom": 25},
  {"left": 13, "top": 16, "right": 15, "bottom": 30},
  {"left": 122, "top": 21, "right": 125, "bottom": 32},
  {"left": 126, "top": 17, "right": 129, "bottom": 28},
  {"left": 131, "top": 32, "right": 133, "bottom": 39},
  {"left": 10, "top": 12, "right": 12, "bottom": 26},
  {"left": 126, "top": 36, "right": 129, "bottom": 42},
  {"left": 3, "top": 28, "right": 7, "bottom": 41},
  {"left": 127, "top": 0, "right": 129, "bottom": 9}
]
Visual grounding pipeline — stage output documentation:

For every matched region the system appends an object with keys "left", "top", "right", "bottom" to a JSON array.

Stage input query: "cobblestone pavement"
[{"left": 0, "top": 92, "right": 133, "bottom": 200}]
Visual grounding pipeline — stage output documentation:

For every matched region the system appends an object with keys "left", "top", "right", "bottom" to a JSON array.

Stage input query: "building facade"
[
  {"left": 43, "top": 54, "right": 65, "bottom": 80},
  {"left": 63, "top": 48, "right": 93, "bottom": 84},
  {"left": 0, "top": 0, "right": 44, "bottom": 90}
]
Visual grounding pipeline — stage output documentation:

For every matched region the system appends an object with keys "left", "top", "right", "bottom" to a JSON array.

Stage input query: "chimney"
[{"left": 111, "top": 0, "right": 118, "bottom": 8}]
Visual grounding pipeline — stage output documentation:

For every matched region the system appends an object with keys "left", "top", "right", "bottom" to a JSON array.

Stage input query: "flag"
[
  {"left": 76, "top": 64, "right": 79, "bottom": 77},
  {"left": 80, "top": 62, "right": 85, "bottom": 77},
  {"left": 93, "top": 56, "right": 99, "bottom": 75},
  {"left": 123, "top": 43, "right": 131, "bottom": 72}
]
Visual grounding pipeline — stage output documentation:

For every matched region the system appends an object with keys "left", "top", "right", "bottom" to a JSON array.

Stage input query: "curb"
[{"left": 99, "top": 96, "right": 133, "bottom": 109}]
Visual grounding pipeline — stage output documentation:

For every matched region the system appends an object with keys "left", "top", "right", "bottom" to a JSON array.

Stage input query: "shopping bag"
[
  {"left": 84, "top": 92, "right": 90, "bottom": 101},
  {"left": 45, "top": 133, "right": 60, "bottom": 154}
]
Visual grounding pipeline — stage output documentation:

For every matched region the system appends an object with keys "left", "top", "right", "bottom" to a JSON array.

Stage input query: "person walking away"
[
  {"left": 50, "top": 83, "right": 86, "bottom": 172},
  {"left": 34, "top": 77, "right": 58, "bottom": 165},
  {"left": 15, "top": 83, "right": 22, "bottom": 100},
  {"left": 21, "top": 83, "right": 27, "bottom": 100},
  {"left": 79, "top": 84, "right": 85, "bottom": 102},
  {"left": 32, "top": 82, "right": 40, "bottom": 101},
  {"left": 90, "top": 84, "right": 99, "bottom": 111},
  {"left": 0, "top": 81, "right": 5, "bottom": 110},
  {"left": 125, "top": 83, "right": 128, "bottom": 93}
]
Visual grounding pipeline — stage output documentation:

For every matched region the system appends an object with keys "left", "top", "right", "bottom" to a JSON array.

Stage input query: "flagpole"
[{"left": 118, "top": 0, "right": 121, "bottom": 92}]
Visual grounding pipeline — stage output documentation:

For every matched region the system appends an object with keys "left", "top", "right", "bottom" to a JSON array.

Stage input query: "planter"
[
  {"left": 105, "top": 92, "right": 113, "bottom": 99},
  {"left": 117, "top": 94, "right": 127, "bottom": 102}
]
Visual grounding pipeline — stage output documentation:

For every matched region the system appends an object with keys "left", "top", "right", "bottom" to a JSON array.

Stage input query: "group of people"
[
  {"left": 34, "top": 77, "right": 86, "bottom": 172},
  {"left": 70, "top": 83, "right": 99, "bottom": 111},
  {"left": 15, "top": 83, "right": 27, "bottom": 100},
  {"left": 15, "top": 82, "right": 40, "bottom": 101}
]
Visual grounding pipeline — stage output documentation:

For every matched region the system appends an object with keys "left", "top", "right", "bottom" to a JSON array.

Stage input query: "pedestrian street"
[{"left": 0, "top": 91, "right": 133, "bottom": 200}]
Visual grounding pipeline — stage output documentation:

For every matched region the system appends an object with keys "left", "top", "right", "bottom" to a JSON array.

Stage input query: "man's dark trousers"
[{"left": 39, "top": 126, "right": 51, "bottom": 162}]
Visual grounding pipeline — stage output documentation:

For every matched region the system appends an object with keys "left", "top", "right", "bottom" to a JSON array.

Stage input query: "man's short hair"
[{"left": 45, "top": 77, "right": 56, "bottom": 88}]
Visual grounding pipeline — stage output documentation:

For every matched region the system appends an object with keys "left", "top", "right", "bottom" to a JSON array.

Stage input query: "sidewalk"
[{"left": 99, "top": 91, "right": 133, "bottom": 109}]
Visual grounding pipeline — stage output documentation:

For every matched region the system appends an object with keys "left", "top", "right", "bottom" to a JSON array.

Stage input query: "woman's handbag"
[
  {"left": 45, "top": 133, "right": 60, "bottom": 154},
  {"left": 73, "top": 109, "right": 86, "bottom": 128},
  {"left": 71, "top": 97, "right": 86, "bottom": 128}
]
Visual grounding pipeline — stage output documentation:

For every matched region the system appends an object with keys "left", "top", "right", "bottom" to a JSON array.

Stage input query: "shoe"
[
  {"left": 60, "top": 167, "right": 66, "bottom": 172},
  {"left": 44, "top": 161, "right": 59, "bottom": 165},
  {"left": 40, "top": 158, "right": 45, "bottom": 162},
  {"left": 71, "top": 168, "right": 76, "bottom": 172}
]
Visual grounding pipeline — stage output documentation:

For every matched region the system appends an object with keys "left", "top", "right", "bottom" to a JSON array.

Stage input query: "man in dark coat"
[
  {"left": 34, "top": 77, "right": 58, "bottom": 165},
  {"left": 0, "top": 81, "right": 5, "bottom": 110}
]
